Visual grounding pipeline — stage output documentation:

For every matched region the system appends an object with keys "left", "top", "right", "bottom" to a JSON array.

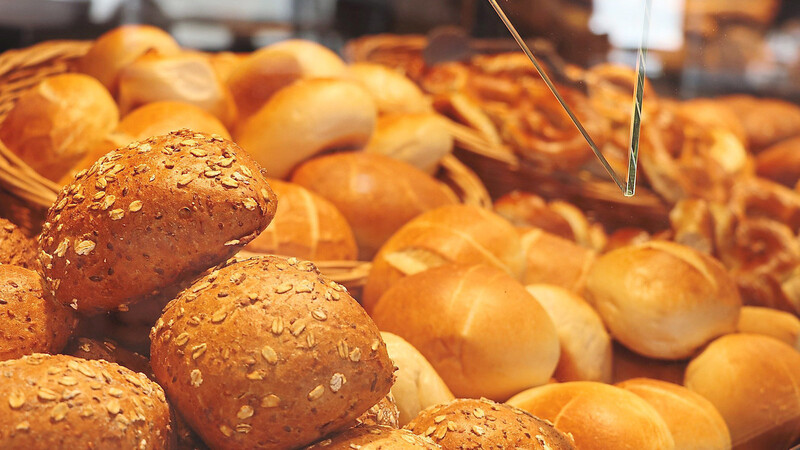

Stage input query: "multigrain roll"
[
  {"left": 684, "top": 333, "right": 800, "bottom": 450},
  {"left": 118, "top": 101, "right": 231, "bottom": 140},
  {"left": 380, "top": 332, "right": 454, "bottom": 426},
  {"left": 150, "top": 255, "right": 396, "bottom": 450},
  {"left": 236, "top": 79, "right": 377, "bottom": 179},
  {"left": 0, "top": 353, "right": 172, "bottom": 448},
  {"left": 291, "top": 153, "right": 457, "bottom": 260},
  {"left": 525, "top": 284, "right": 612, "bottom": 382},
  {"left": 362, "top": 113, "right": 452, "bottom": 173},
  {"left": 363, "top": 205, "right": 524, "bottom": 311},
  {"left": 355, "top": 394, "right": 401, "bottom": 429},
  {"left": 617, "top": 378, "right": 731, "bottom": 450},
  {"left": 736, "top": 306, "right": 800, "bottom": 351},
  {"left": 0, "top": 265, "right": 76, "bottom": 361},
  {"left": 507, "top": 382, "right": 675, "bottom": 450},
  {"left": 306, "top": 425, "right": 440, "bottom": 449},
  {"left": 404, "top": 398, "right": 577, "bottom": 449},
  {"left": 372, "top": 264, "right": 559, "bottom": 401},
  {"left": 0, "top": 73, "right": 118, "bottom": 181},
  {"left": 245, "top": 179, "right": 358, "bottom": 261},
  {"left": 0, "top": 218, "right": 37, "bottom": 268},
  {"left": 347, "top": 63, "right": 431, "bottom": 114},
  {"left": 37, "top": 129, "right": 277, "bottom": 314},
  {"left": 520, "top": 228, "right": 596, "bottom": 293},
  {"left": 585, "top": 241, "right": 741, "bottom": 359}
]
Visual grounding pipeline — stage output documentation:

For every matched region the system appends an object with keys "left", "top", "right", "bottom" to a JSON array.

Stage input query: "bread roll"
[
  {"left": 118, "top": 101, "right": 231, "bottom": 140},
  {"left": 719, "top": 95, "right": 800, "bottom": 151},
  {"left": 235, "top": 79, "right": 376, "bottom": 179},
  {"left": 604, "top": 227, "right": 652, "bottom": 252},
  {"left": 0, "top": 265, "right": 76, "bottom": 361},
  {"left": 150, "top": 255, "right": 395, "bottom": 450},
  {"left": 118, "top": 52, "right": 237, "bottom": 127},
  {"left": 380, "top": 332, "right": 454, "bottom": 426},
  {"left": 363, "top": 205, "right": 524, "bottom": 311},
  {"left": 585, "top": 241, "right": 741, "bottom": 359},
  {"left": 245, "top": 179, "right": 357, "bottom": 261},
  {"left": 362, "top": 113, "right": 452, "bottom": 173},
  {"left": 736, "top": 306, "right": 800, "bottom": 351},
  {"left": 291, "top": 153, "right": 457, "bottom": 260},
  {"left": 494, "top": 191, "right": 575, "bottom": 240},
  {"left": 0, "top": 73, "right": 118, "bottom": 181},
  {"left": 507, "top": 381, "right": 675, "bottom": 450},
  {"left": 617, "top": 378, "right": 731, "bottom": 450},
  {"left": 520, "top": 228, "right": 596, "bottom": 293},
  {"left": 306, "top": 425, "right": 440, "bottom": 449},
  {"left": 0, "top": 218, "right": 36, "bottom": 268},
  {"left": 525, "top": 284, "right": 612, "bottom": 382},
  {"left": 207, "top": 51, "right": 245, "bottom": 83},
  {"left": 611, "top": 343, "right": 687, "bottom": 385},
  {"left": 266, "top": 39, "right": 347, "bottom": 79},
  {"left": 405, "top": 398, "right": 576, "bottom": 449},
  {"left": 77, "top": 24, "right": 180, "bottom": 96},
  {"left": 373, "top": 264, "right": 560, "bottom": 401},
  {"left": 38, "top": 130, "right": 277, "bottom": 314},
  {"left": 756, "top": 136, "right": 800, "bottom": 187},
  {"left": 685, "top": 333, "right": 800, "bottom": 449},
  {"left": 347, "top": 63, "right": 431, "bottom": 114},
  {"left": 355, "top": 394, "right": 400, "bottom": 429},
  {"left": 58, "top": 132, "right": 134, "bottom": 186}
]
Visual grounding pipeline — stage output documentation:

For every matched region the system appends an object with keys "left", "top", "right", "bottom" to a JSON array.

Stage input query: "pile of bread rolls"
[{"left": 1, "top": 23, "right": 800, "bottom": 450}]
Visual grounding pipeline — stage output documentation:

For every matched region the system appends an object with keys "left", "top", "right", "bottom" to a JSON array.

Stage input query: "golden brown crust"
[
  {"left": 405, "top": 398, "right": 576, "bottom": 449},
  {"left": 355, "top": 393, "right": 400, "bottom": 429},
  {"left": 519, "top": 228, "right": 596, "bottom": 294},
  {"left": 0, "top": 218, "right": 37, "bottom": 268},
  {"left": 63, "top": 337, "right": 152, "bottom": 378},
  {"left": 0, "top": 265, "right": 76, "bottom": 361},
  {"left": 37, "top": 129, "right": 277, "bottom": 314},
  {"left": 0, "top": 353, "right": 172, "bottom": 449},
  {"left": 308, "top": 425, "right": 440, "bottom": 449},
  {"left": 118, "top": 101, "right": 231, "bottom": 141},
  {"left": 494, "top": 192, "right": 575, "bottom": 240},
  {"left": 150, "top": 255, "right": 395, "bottom": 450}
]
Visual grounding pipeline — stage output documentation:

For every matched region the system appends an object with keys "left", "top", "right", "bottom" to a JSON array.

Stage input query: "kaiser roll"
[
  {"left": 118, "top": 101, "right": 231, "bottom": 140},
  {"left": 736, "top": 306, "right": 800, "bottom": 351},
  {"left": 306, "top": 425, "right": 440, "bottom": 449},
  {"left": 347, "top": 63, "right": 431, "bottom": 114},
  {"left": 362, "top": 113, "right": 452, "bottom": 173},
  {"left": 0, "top": 218, "right": 37, "bottom": 268}
]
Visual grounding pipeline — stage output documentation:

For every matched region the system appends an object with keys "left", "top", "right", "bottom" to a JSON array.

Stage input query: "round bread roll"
[
  {"left": 0, "top": 73, "right": 119, "bottom": 181},
  {"left": 611, "top": 343, "right": 687, "bottom": 385},
  {"left": 117, "top": 52, "right": 237, "bottom": 127},
  {"left": 0, "top": 353, "right": 172, "bottom": 448},
  {"left": 405, "top": 398, "right": 576, "bottom": 449},
  {"left": 494, "top": 191, "right": 575, "bottom": 240},
  {"left": 266, "top": 40, "right": 347, "bottom": 78},
  {"left": 118, "top": 101, "right": 231, "bottom": 140},
  {"left": 380, "top": 332, "right": 454, "bottom": 426},
  {"left": 736, "top": 306, "right": 800, "bottom": 351},
  {"left": 355, "top": 394, "right": 401, "bottom": 429},
  {"left": 0, "top": 265, "right": 76, "bottom": 361},
  {"left": 37, "top": 129, "right": 277, "bottom": 314},
  {"left": 207, "top": 51, "right": 245, "bottom": 83},
  {"left": 150, "top": 255, "right": 396, "bottom": 450},
  {"left": 684, "top": 333, "right": 800, "bottom": 449},
  {"left": 617, "top": 378, "right": 731, "bottom": 450},
  {"left": 291, "top": 153, "right": 457, "bottom": 260},
  {"left": 373, "top": 264, "right": 559, "bottom": 401},
  {"left": 756, "top": 136, "right": 800, "bottom": 187},
  {"left": 235, "top": 79, "right": 377, "bottom": 179},
  {"left": 520, "top": 228, "right": 596, "bottom": 293},
  {"left": 0, "top": 218, "right": 36, "bottom": 268},
  {"left": 77, "top": 24, "right": 180, "bottom": 96},
  {"left": 347, "top": 63, "right": 431, "bottom": 114},
  {"left": 63, "top": 337, "right": 152, "bottom": 378},
  {"left": 362, "top": 113, "right": 452, "bottom": 173},
  {"left": 585, "top": 241, "right": 741, "bottom": 359},
  {"left": 507, "top": 381, "right": 675, "bottom": 450},
  {"left": 525, "top": 284, "right": 612, "bottom": 382},
  {"left": 307, "top": 425, "right": 440, "bottom": 449},
  {"left": 363, "top": 204, "right": 524, "bottom": 311},
  {"left": 245, "top": 179, "right": 358, "bottom": 261}
]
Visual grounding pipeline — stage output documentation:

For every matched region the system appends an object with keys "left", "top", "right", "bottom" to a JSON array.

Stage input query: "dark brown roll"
[{"left": 0, "top": 218, "right": 37, "bottom": 269}]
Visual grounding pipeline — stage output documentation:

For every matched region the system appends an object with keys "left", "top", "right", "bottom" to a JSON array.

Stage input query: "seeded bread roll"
[
  {"left": 63, "top": 337, "right": 152, "bottom": 378},
  {"left": 245, "top": 179, "right": 358, "bottom": 261},
  {"left": 0, "top": 218, "right": 36, "bottom": 268},
  {"left": 617, "top": 378, "right": 731, "bottom": 450},
  {"left": 507, "top": 382, "right": 675, "bottom": 450},
  {"left": 0, "top": 353, "right": 172, "bottom": 448},
  {"left": 150, "top": 255, "right": 395, "bottom": 450},
  {"left": 520, "top": 228, "right": 596, "bottom": 293},
  {"left": 362, "top": 113, "right": 453, "bottom": 174},
  {"left": 355, "top": 394, "right": 400, "bottom": 429},
  {"left": 291, "top": 153, "right": 457, "bottom": 260},
  {"left": 736, "top": 306, "right": 800, "bottom": 351},
  {"left": 347, "top": 63, "right": 431, "bottom": 114},
  {"left": 405, "top": 398, "right": 577, "bottom": 449},
  {"left": 118, "top": 101, "right": 231, "bottom": 140},
  {"left": 307, "top": 425, "right": 441, "bottom": 449},
  {"left": 0, "top": 265, "right": 76, "bottom": 361},
  {"left": 37, "top": 129, "right": 277, "bottom": 314}
]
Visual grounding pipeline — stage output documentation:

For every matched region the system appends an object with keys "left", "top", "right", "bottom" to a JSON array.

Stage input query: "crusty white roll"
[
  {"left": 525, "top": 284, "right": 612, "bottom": 382},
  {"left": 77, "top": 24, "right": 180, "bottom": 96},
  {"left": 507, "top": 381, "right": 676, "bottom": 450},
  {"left": 362, "top": 113, "right": 452, "bottom": 173},
  {"left": 520, "top": 227, "right": 596, "bottom": 293},
  {"left": 586, "top": 241, "right": 741, "bottom": 359},
  {"left": 117, "top": 101, "right": 231, "bottom": 140},
  {"left": 373, "top": 264, "right": 560, "bottom": 401},
  {"left": 347, "top": 63, "right": 431, "bottom": 114},
  {"left": 380, "top": 332, "right": 454, "bottom": 426},
  {"left": 117, "top": 52, "right": 237, "bottom": 127},
  {"left": 0, "top": 73, "right": 118, "bottom": 181},
  {"left": 736, "top": 306, "right": 800, "bottom": 351},
  {"left": 617, "top": 378, "right": 731, "bottom": 450},
  {"left": 235, "top": 79, "right": 377, "bottom": 179},
  {"left": 685, "top": 333, "right": 800, "bottom": 450}
]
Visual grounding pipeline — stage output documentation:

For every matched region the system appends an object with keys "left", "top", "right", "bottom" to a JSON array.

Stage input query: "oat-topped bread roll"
[
  {"left": 0, "top": 218, "right": 36, "bottom": 268},
  {"left": 0, "top": 353, "right": 172, "bottom": 448},
  {"left": 0, "top": 265, "right": 76, "bottom": 361},
  {"left": 405, "top": 398, "right": 576, "bottom": 449},
  {"left": 150, "top": 255, "right": 395, "bottom": 450},
  {"left": 307, "top": 425, "right": 441, "bottom": 449},
  {"left": 37, "top": 129, "right": 277, "bottom": 314}
]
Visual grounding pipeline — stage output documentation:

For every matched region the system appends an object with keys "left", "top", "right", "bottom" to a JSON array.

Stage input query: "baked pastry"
[
  {"left": 736, "top": 306, "right": 800, "bottom": 351},
  {"left": 63, "top": 337, "right": 152, "bottom": 378},
  {"left": 756, "top": 136, "right": 800, "bottom": 187},
  {"left": 519, "top": 228, "right": 596, "bottom": 293},
  {"left": 0, "top": 218, "right": 37, "bottom": 268},
  {"left": 362, "top": 113, "right": 452, "bottom": 174},
  {"left": 117, "top": 101, "right": 231, "bottom": 140},
  {"left": 307, "top": 425, "right": 440, "bottom": 449},
  {"left": 355, "top": 394, "right": 400, "bottom": 429},
  {"left": 348, "top": 63, "right": 431, "bottom": 114},
  {"left": 719, "top": 95, "right": 800, "bottom": 151}
]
